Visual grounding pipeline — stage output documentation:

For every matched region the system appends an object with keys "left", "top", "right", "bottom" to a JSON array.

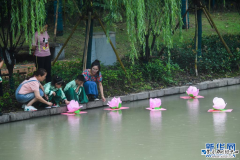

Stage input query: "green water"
[{"left": 0, "top": 85, "right": 240, "bottom": 160}]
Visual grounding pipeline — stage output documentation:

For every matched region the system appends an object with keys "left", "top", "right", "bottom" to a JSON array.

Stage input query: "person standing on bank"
[
  {"left": 32, "top": 24, "right": 52, "bottom": 82},
  {"left": 15, "top": 68, "right": 53, "bottom": 111},
  {"left": 82, "top": 60, "right": 106, "bottom": 102}
]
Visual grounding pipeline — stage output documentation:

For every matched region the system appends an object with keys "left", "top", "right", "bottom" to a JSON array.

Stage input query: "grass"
[{"left": 173, "top": 11, "right": 240, "bottom": 46}]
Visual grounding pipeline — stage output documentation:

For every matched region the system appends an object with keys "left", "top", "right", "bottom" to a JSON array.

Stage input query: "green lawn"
[{"left": 173, "top": 11, "right": 240, "bottom": 46}]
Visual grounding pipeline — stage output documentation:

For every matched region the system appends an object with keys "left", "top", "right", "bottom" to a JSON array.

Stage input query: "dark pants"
[
  {"left": 83, "top": 81, "right": 98, "bottom": 98},
  {"left": 35, "top": 55, "right": 51, "bottom": 83}
]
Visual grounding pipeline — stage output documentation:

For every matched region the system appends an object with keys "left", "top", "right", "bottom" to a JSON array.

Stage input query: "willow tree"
[
  {"left": 64, "top": 0, "right": 182, "bottom": 64},
  {"left": 100, "top": 0, "right": 183, "bottom": 65},
  {"left": 0, "top": 0, "right": 47, "bottom": 90}
]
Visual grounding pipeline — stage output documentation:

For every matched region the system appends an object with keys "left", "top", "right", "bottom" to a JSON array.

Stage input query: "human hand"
[
  {"left": 47, "top": 102, "right": 53, "bottom": 106},
  {"left": 102, "top": 96, "right": 106, "bottom": 102},
  {"left": 65, "top": 100, "right": 70, "bottom": 105},
  {"left": 52, "top": 92, "right": 56, "bottom": 96},
  {"left": 44, "top": 94, "right": 48, "bottom": 100}
]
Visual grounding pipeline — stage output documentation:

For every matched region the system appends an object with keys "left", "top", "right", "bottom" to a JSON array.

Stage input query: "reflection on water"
[
  {"left": 213, "top": 112, "right": 227, "bottom": 138},
  {"left": 107, "top": 110, "right": 122, "bottom": 132},
  {"left": 67, "top": 115, "right": 81, "bottom": 142},
  {"left": 150, "top": 111, "right": 162, "bottom": 131},
  {"left": 187, "top": 99, "right": 199, "bottom": 124},
  {"left": 108, "top": 110, "right": 122, "bottom": 124}
]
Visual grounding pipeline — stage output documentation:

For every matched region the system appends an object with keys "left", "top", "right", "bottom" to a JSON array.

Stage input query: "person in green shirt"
[
  {"left": 64, "top": 75, "right": 88, "bottom": 104},
  {"left": 44, "top": 75, "right": 70, "bottom": 108}
]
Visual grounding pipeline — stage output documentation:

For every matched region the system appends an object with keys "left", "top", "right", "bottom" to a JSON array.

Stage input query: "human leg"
[
  {"left": 65, "top": 88, "right": 79, "bottom": 102},
  {"left": 35, "top": 56, "right": 45, "bottom": 70},
  {"left": 44, "top": 55, "right": 52, "bottom": 83},
  {"left": 83, "top": 81, "right": 98, "bottom": 100}
]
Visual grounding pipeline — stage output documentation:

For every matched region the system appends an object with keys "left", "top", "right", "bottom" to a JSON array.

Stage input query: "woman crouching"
[{"left": 15, "top": 68, "right": 53, "bottom": 111}]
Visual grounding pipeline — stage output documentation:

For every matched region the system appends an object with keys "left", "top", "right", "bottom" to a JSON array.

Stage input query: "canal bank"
[{"left": 0, "top": 77, "right": 239, "bottom": 124}]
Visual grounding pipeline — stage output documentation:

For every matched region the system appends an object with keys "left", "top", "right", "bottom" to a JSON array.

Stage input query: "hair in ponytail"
[
  {"left": 27, "top": 68, "right": 47, "bottom": 80},
  {"left": 91, "top": 59, "right": 101, "bottom": 75},
  {"left": 51, "top": 75, "right": 64, "bottom": 86}
]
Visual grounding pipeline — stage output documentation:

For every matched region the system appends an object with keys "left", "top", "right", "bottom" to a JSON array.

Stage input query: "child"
[
  {"left": 64, "top": 75, "right": 88, "bottom": 104},
  {"left": 44, "top": 76, "right": 70, "bottom": 108}
]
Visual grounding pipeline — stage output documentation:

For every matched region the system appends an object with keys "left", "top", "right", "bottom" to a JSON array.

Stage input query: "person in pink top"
[
  {"left": 15, "top": 68, "right": 53, "bottom": 111},
  {"left": 32, "top": 24, "right": 52, "bottom": 82}
]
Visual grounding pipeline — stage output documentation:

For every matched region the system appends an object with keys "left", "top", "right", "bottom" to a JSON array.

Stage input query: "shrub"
[{"left": 170, "top": 34, "right": 240, "bottom": 74}]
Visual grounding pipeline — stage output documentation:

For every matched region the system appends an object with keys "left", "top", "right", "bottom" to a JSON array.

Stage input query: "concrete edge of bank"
[{"left": 0, "top": 77, "right": 239, "bottom": 124}]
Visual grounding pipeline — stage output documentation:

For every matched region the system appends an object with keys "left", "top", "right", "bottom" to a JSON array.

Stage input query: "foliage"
[
  {"left": 170, "top": 34, "right": 240, "bottom": 74},
  {"left": 0, "top": 81, "right": 21, "bottom": 113},
  {"left": 101, "top": 0, "right": 183, "bottom": 62},
  {"left": 51, "top": 59, "right": 83, "bottom": 83},
  {"left": 62, "top": 0, "right": 183, "bottom": 62},
  {"left": 0, "top": 0, "right": 47, "bottom": 51}
]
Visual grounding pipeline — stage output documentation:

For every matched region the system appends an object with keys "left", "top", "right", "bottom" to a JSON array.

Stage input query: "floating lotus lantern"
[
  {"left": 61, "top": 100, "right": 87, "bottom": 115},
  {"left": 180, "top": 86, "right": 204, "bottom": 99},
  {"left": 150, "top": 98, "right": 161, "bottom": 109},
  {"left": 146, "top": 98, "right": 166, "bottom": 111},
  {"left": 208, "top": 97, "right": 232, "bottom": 112},
  {"left": 107, "top": 97, "right": 122, "bottom": 109},
  {"left": 104, "top": 97, "right": 129, "bottom": 110},
  {"left": 186, "top": 86, "right": 199, "bottom": 97}
]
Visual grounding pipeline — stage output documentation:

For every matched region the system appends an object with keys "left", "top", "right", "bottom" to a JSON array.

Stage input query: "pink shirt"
[
  {"left": 32, "top": 31, "right": 51, "bottom": 57},
  {"left": 19, "top": 77, "right": 40, "bottom": 94}
]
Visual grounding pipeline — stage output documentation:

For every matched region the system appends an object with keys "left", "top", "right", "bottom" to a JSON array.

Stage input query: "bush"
[
  {"left": 170, "top": 34, "right": 240, "bottom": 74},
  {"left": 52, "top": 57, "right": 181, "bottom": 96}
]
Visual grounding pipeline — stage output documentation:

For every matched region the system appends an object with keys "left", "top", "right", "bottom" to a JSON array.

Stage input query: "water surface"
[{"left": 0, "top": 85, "right": 240, "bottom": 160}]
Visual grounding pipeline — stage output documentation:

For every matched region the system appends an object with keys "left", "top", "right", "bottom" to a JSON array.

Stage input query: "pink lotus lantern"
[
  {"left": 150, "top": 98, "right": 161, "bottom": 109},
  {"left": 61, "top": 100, "right": 87, "bottom": 115},
  {"left": 186, "top": 86, "right": 199, "bottom": 97},
  {"left": 146, "top": 98, "right": 166, "bottom": 111},
  {"left": 208, "top": 97, "right": 232, "bottom": 112},
  {"left": 181, "top": 86, "right": 204, "bottom": 99},
  {"left": 67, "top": 100, "right": 82, "bottom": 112},
  {"left": 213, "top": 97, "right": 227, "bottom": 110},
  {"left": 107, "top": 97, "right": 122, "bottom": 109}
]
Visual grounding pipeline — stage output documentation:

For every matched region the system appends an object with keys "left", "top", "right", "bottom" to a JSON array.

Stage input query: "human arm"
[
  {"left": 39, "top": 83, "right": 48, "bottom": 99},
  {"left": 98, "top": 82, "right": 106, "bottom": 102},
  {"left": 32, "top": 32, "right": 38, "bottom": 50},
  {"left": 44, "top": 82, "right": 55, "bottom": 96},
  {"left": 75, "top": 82, "right": 83, "bottom": 94},
  {"left": 33, "top": 90, "right": 53, "bottom": 106},
  {"left": 60, "top": 88, "right": 70, "bottom": 104},
  {"left": 0, "top": 60, "right": 3, "bottom": 69},
  {"left": 64, "top": 80, "right": 74, "bottom": 92},
  {"left": 75, "top": 85, "right": 81, "bottom": 93}
]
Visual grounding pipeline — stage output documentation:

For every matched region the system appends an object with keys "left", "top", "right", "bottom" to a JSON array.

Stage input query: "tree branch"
[
  {"left": 0, "top": 2, "right": 7, "bottom": 47},
  {"left": 7, "top": 0, "right": 12, "bottom": 49},
  {"left": 13, "top": 30, "right": 24, "bottom": 51}
]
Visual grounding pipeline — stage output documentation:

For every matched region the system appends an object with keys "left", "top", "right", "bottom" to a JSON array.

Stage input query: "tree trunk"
[
  {"left": 2, "top": 49, "right": 15, "bottom": 92},
  {"left": 145, "top": 37, "right": 150, "bottom": 63}
]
